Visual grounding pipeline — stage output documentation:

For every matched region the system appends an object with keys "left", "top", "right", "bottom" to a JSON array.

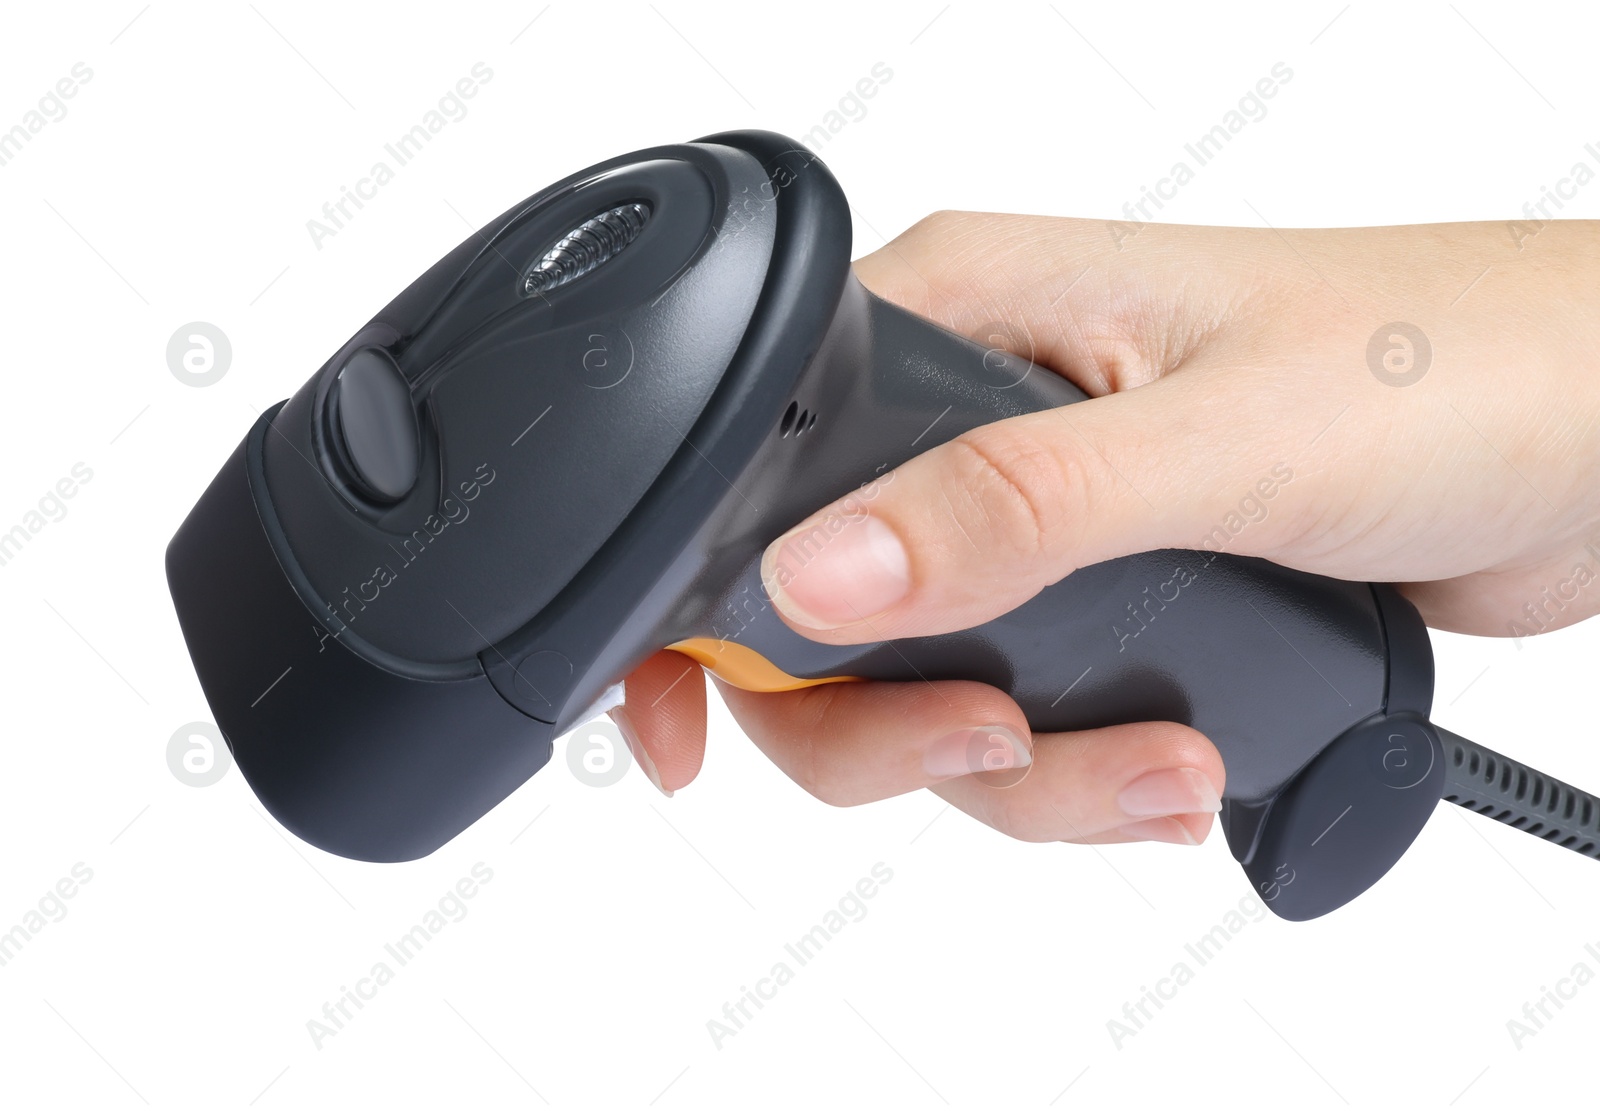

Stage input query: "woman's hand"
[{"left": 610, "top": 213, "right": 1600, "bottom": 847}]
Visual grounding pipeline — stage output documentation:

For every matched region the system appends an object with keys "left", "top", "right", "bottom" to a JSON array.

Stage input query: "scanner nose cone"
[{"left": 166, "top": 415, "right": 556, "bottom": 862}]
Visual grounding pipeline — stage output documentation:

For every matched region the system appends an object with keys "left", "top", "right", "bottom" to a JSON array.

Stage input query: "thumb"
[{"left": 759, "top": 369, "right": 1317, "bottom": 642}]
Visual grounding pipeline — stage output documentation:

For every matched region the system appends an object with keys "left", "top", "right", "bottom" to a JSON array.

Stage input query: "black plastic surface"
[
  {"left": 167, "top": 130, "right": 1444, "bottom": 918},
  {"left": 166, "top": 417, "right": 556, "bottom": 862},
  {"left": 1240, "top": 715, "right": 1444, "bottom": 920},
  {"left": 263, "top": 148, "right": 777, "bottom": 667}
]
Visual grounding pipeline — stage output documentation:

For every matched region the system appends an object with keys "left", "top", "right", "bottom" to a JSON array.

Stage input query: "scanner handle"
[{"left": 679, "top": 273, "right": 1443, "bottom": 919}]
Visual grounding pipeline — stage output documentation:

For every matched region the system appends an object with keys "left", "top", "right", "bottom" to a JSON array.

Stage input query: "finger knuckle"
[
  {"left": 890, "top": 211, "right": 976, "bottom": 281},
  {"left": 946, "top": 427, "right": 1083, "bottom": 563},
  {"left": 1144, "top": 722, "right": 1226, "bottom": 789},
  {"left": 784, "top": 688, "right": 868, "bottom": 808},
  {"left": 901, "top": 209, "right": 967, "bottom": 245}
]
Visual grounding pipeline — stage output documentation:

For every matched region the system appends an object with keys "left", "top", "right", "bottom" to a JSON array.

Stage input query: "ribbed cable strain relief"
[{"left": 1438, "top": 727, "right": 1600, "bottom": 859}]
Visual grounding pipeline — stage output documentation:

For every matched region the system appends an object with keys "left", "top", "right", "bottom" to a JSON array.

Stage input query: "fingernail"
[
  {"left": 1116, "top": 767, "right": 1221, "bottom": 818},
  {"left": 923, "top": 724, "right": 1032, "bottom": 779},
  {"left": 1112, "top": 817, "right": 1200, "bottom": 846},
  {"left": 612, "top": 705, "right": 672, "bottom": 798},
  {"left": 761, "top": 513, "right": 910, "bottom": 629}
]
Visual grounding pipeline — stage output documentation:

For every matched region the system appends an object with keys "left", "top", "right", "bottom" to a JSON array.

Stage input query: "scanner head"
[{"left": 166, "top": 133, "right": 852, "bottom": 860}]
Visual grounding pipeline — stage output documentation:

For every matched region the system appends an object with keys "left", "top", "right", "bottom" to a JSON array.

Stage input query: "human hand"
[{"left": 610, "top": 213, "right": 1600, "bottom": 847}]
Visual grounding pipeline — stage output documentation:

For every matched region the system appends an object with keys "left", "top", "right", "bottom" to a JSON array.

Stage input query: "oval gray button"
[{"left": 336, "top": 348, "right": 419, "bottom": 502}]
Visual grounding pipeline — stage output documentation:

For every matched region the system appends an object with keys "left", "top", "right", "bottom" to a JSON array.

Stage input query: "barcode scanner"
[{"left": 167, "top": 130, "right": 1600, "bottom": 920}]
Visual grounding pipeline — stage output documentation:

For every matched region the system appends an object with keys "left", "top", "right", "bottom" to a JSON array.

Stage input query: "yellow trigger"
[{"left": 667, "top": 638, "right": 863, "bottom": 694}]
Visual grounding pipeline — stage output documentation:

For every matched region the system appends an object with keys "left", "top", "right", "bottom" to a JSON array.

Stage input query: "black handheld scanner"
[{"left": 167, "top": 130, "right": 1598, "bottom": 920}]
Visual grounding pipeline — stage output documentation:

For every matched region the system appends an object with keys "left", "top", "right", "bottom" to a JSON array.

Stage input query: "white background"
[{"left": 1, "top": 2, "right": 1598, "bottom": 1108}]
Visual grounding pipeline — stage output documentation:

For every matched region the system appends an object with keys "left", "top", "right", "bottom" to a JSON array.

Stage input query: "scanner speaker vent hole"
[{"left": 779, "top": 401, "right": 818, "bottom": 438}]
